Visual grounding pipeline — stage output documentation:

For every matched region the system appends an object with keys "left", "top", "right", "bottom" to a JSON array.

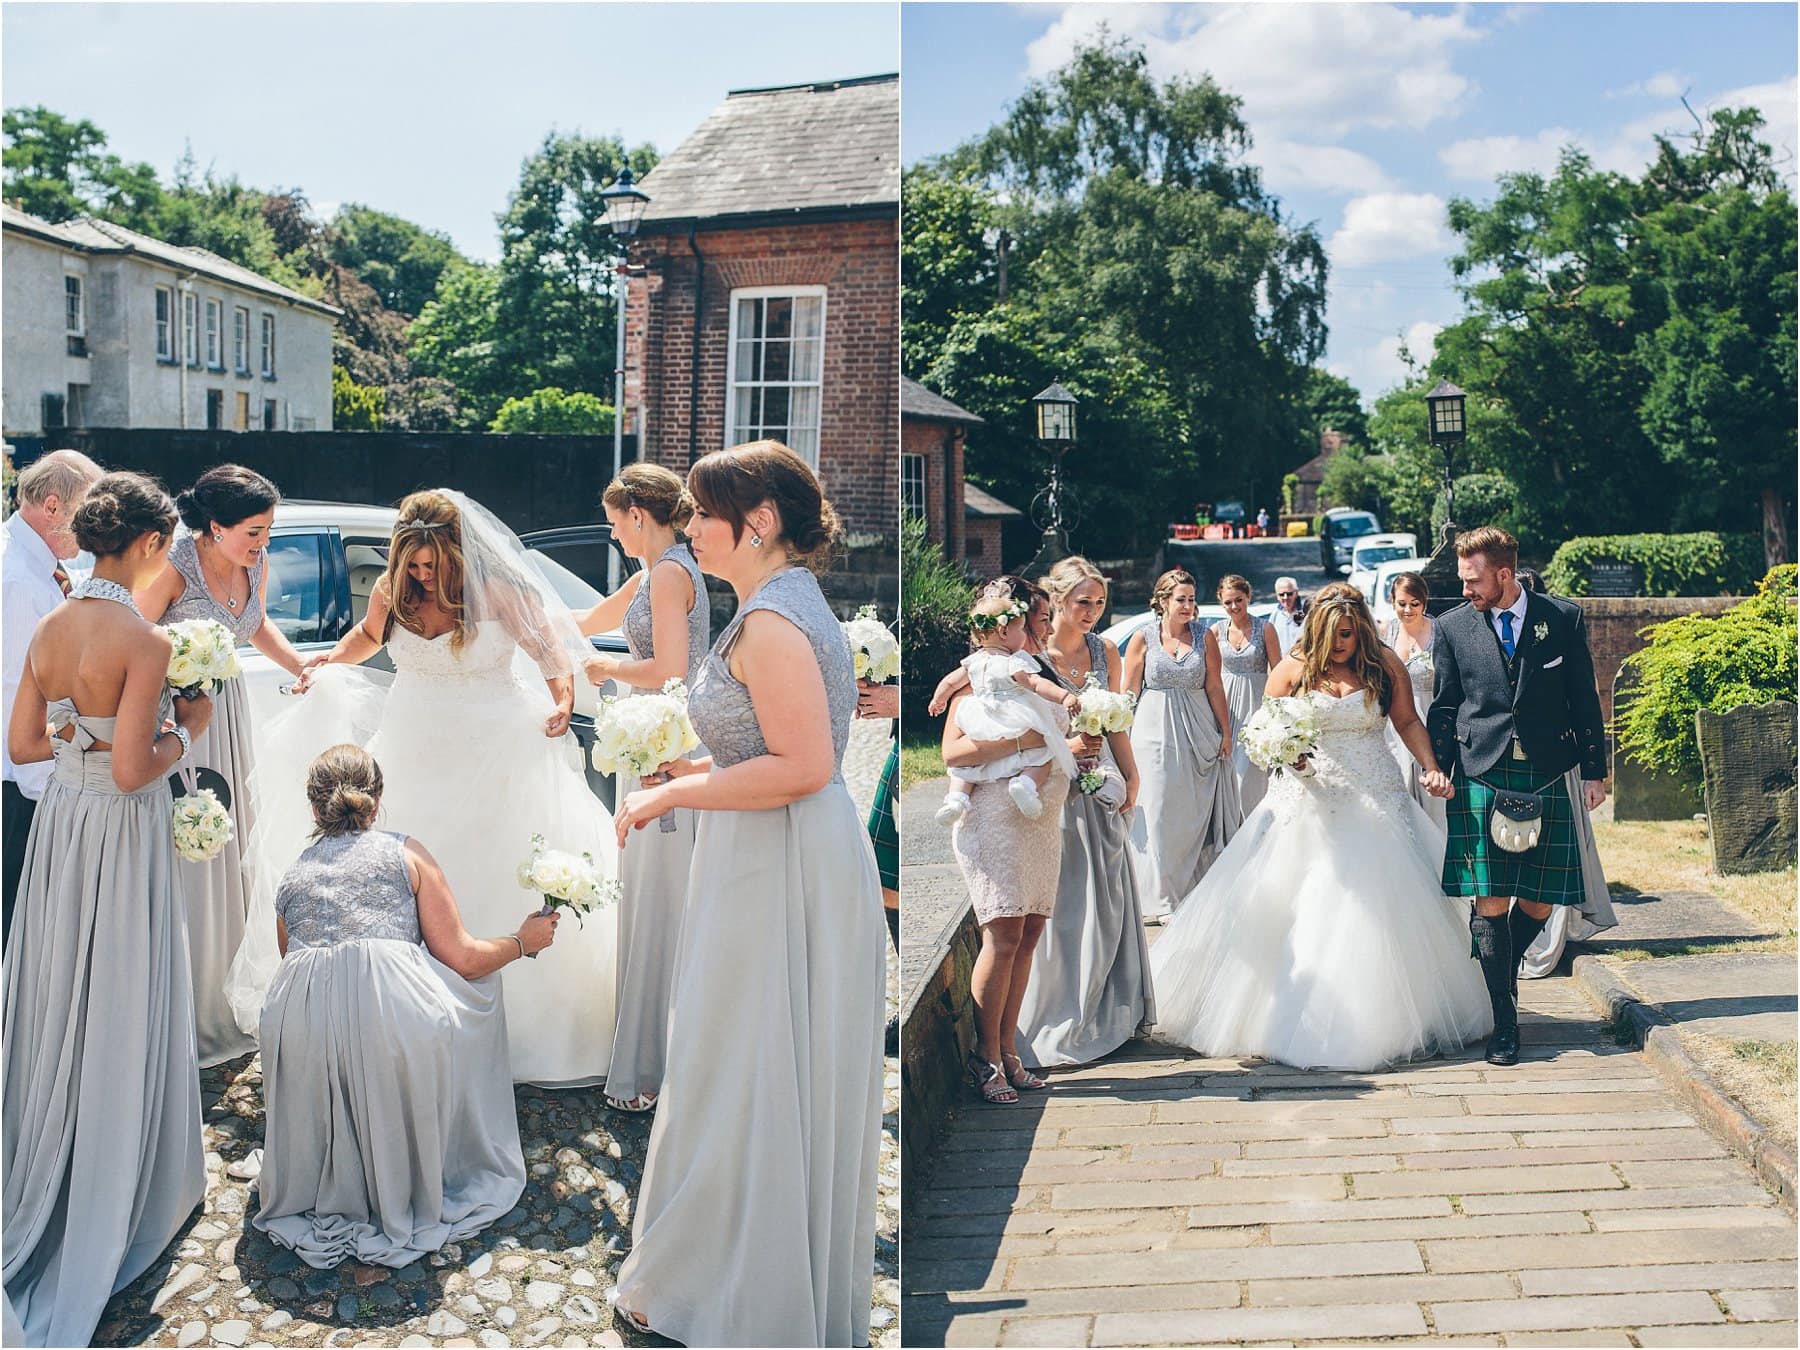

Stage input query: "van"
[{"left": 1318, "top": 508, "right": 1381, "bottom": 574}]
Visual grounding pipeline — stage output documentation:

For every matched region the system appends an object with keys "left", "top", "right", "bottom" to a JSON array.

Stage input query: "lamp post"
[
  {"left": 1025, "top": 381, "right": 1078, "bottom": 574},
  {"left": 600, "top": 165, "right": 650, "bottom": 590},
  {"left": 1419, "top": 378, "right": 1468, "bottom": 607}
]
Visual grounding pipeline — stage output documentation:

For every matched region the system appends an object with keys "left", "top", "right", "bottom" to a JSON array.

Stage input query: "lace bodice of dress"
[
  {"left": 1213, "top": 617, "right": 1269, "bottom": 680},
  {"left": 622, "top": 546, "right": 709, "bottom": 691},
  {"left": 1141, "top": 622, "right": 1209, "bottom": 692},
  {"left": 163, "top": 533, "right": 265, "bottom": 643},
  {"left": 387, "top": 619, "right": 522, "bottom": 693},
  {"left": 1383, "top": 618, "right": 1436, "bottom": 710},
  {"left": 691, "top": 569, "right": 854, "bottom": 776},
  {"left": 963, "top": 649, "right": 1036, "bottom": 698},
  {"left": 275, "top": 830, "right": 421, "bottom": 950},
  {"left": 1267, "top": 690, "right": 1409, "bottom": 813}
]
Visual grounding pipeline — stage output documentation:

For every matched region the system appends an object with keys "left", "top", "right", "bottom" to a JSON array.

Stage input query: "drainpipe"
[
  {"left": 686, "top": 227, "right": 704, "bottom": 465},
  {"left": 177, "top": 273, "right": 195, "bottom": 429}
]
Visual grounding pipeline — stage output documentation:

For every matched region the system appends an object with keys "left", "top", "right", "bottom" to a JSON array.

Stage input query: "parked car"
[
  {"left": 1347, "top": 533, "right": 1419, "bottom": 597},
  {"left": 245, "top": 502, "right": 635, "bottom": 807},
  {"left": 1365, "top": 557, "right": 1436, "bottom": 624},
  {"left": 1318, "top": 508, "right": 1382, "bottom": 574}
]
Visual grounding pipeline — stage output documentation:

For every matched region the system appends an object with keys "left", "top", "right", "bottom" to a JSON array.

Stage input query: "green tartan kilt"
[
  {"left": 868, "top": 740, "right": 900, "bottom": 892},
  {"left": 1443, "top": 758, "right": 1585, "bottom": 906}
]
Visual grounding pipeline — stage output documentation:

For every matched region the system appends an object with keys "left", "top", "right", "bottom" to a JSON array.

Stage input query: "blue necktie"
[{"left": 1498, "top": 610, "right": 1516, "bottom": 661}]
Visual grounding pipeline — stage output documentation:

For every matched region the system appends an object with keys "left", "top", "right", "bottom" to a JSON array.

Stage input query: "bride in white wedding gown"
[
  {"left": 1151, "top": 588, "right": 1490, "bottom": 1072},
  {"left": 227, "top": 489, "right": 616, "bottom": 1088}
]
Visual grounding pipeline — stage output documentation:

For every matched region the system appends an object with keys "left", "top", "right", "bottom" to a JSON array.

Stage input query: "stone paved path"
[
  {"left": 95, "top": 719, "right": 900, "bottom": 1349},
  {"left": 904, "top": 972, "right": 1797, "bottom": 1347}
]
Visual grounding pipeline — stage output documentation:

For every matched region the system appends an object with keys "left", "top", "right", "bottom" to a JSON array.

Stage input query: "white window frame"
[
  {"left": 233, "top": 305, "right": 251, "bottom": 374},
  {"left": 261, "top": 312, "right": 276, "bottom": 378},
  {"left": 155, "top": 285, "right": 175, "bottom": 360},
  {"left": 183, "top": 290, "right": 199, "bottom": 367},
  {"left": 204, "top": 298, "right": 223, "bottom": 369},
  {"left": 901, "top": 452, "right": 927, "bottom": 521},
  {"left": 724, "top": 285, "right": 827, "bottom": 467},
  {"left": 63, "top": 274, "right": 84, "bottom": 335}
]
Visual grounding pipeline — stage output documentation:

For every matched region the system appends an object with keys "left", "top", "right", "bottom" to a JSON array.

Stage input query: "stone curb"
[{"left": 1571, "top": 953, "right": 1797, "bottom": 1214}]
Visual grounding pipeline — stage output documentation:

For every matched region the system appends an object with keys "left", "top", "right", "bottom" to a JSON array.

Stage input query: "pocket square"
[{"left": 1542, "top": 655, "right": 1564, "bottom": 669}]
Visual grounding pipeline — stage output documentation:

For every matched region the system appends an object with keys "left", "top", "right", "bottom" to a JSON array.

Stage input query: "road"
[{"left": 1162, "top": 536, "right": 1333, "bottom": 600}]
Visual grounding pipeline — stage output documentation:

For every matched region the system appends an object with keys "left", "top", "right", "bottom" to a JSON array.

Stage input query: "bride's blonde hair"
[
  {"left": 1297, "top": 588, "right": 1392, "bottom": 714},
  {"left": 383, "top": 490, "right": 472, "bottom": 651}
]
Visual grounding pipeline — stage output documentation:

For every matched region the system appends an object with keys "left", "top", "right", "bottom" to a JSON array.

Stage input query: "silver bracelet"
[
  {"left": 165, "top": 724, "right": 192, "bottom": 763},
  {"left": 510, "top": 934, "right": 527, "bottom": 962}
]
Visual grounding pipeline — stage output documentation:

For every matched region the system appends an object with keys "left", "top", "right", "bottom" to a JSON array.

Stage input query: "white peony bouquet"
[
  {"left": 843, "top": 604, "right": 899, "bottom": 684},
  {"left": 592, "top": 679, "right": 700, "bottom": 833},
  {"left": 165, "top": 618, "right": 242, "bottom": 697},
  {"left": 1242, "top": 694, "right": 1323, "bottom": 776},
  {"left": 517, "top": 833, "right": 619, "bottom": 940},
  {"left": 1071, "top": 674, "right": 1136, "bottom": 737},
  {"left": 171, "top": 788, "right": 234, "bottom": 861}
]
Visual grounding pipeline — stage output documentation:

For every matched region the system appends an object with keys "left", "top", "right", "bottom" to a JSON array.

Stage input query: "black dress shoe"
[
  {"left": 885, "top": 1014, "right": 899, "bottom": 1057},
  {"left": 1485, "top": 1024, "right": 1519, "bottom": 1066}
]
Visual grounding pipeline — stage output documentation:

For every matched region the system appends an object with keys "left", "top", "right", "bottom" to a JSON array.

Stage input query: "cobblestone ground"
[
  {"left": 905, "top": 969, "right": 1797, "bottom": 1347},
  {"left": 98, "top": 718, "right": 900, "bottom": 1349}
]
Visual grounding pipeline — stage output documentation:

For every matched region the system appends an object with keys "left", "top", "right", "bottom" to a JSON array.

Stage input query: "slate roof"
[
  {"left": 637, "top": 73, "right": 898, "bottom": 231},
  {"left": 901, "top": 376, "right": 985, "bottom": 426},
  {"left": 965, "top": 482, "right": 1022, "bottom": 519},
  {"left": 2, "top": 204, "right": 341, "bottom": 318}
]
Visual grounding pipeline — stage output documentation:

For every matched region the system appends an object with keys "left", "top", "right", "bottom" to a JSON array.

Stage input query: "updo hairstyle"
[
  {"left": 1215, "top": 573, "right": 1253, "bottom": 600},
  {"left": 71, "top": 472, "right": 179, "bottom": 557},
  {"left": 306, "top": 744, "right": 384, "bottom": 838},
  {"left": 177, "top": 464, "right": 280, "bottom": 533},
  {"left": 603, "top": 462, "right": 694, "bottom": 531},
  {"left": 1041, "top": 555, "right": 1108, "bottom": 609},
  {"left": 1391, "top": 571, "right": 1430, "bottom": 606},
  {"left": 1150, "top": 568, "right": 1198, "bottom": 616},
  {"left": 686, "top": 440, "right": 843, "bottom": 573}
]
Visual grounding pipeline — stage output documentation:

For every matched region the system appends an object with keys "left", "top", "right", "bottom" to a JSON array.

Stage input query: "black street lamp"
[
  {"left": 601, "top": 166, "right": 651, "bottom": 588},
  {"left": 1026, "top": 382, "right": 1079, "bottom": 572},
  {"left": 1420, "top": 378, "right": 1468, "bottom": 606}
]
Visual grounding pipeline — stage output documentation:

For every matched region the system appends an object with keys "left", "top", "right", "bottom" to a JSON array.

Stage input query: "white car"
[
  {"left": 1102, "top": 601, "right": 1276, "bottom": 656},
  {"left": 1365, "top": 557, "right": 1435, "bottom": 624},
  {"left": 1347, "top": 533, "right": 1419, "bottom": 599},
  {"left": 242, "top": 502, "right": 634, "bottom": 806}
]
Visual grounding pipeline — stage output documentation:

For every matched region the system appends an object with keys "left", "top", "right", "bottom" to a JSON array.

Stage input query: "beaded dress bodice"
[
  {"left": 1141, "top": 621, "right": 1209, "bottom": 693},
  {"left": 387, "top": 620, "right": 523, "bottom": 696},
  {"left": 691, "top": 569, "right": 854, "bottom": 777},
  {"left": 163, "top": 533, "right": 265, "bottom": 643},
  {"left": 1265, "top": 689, "right": 1408, "bottom": 815},
  {"left": 1383, "top": 617, "right": 1437, "bottom": 713},
  {"left": 622, "top": 545, "right": 709, "bottom": 690},
  {"left": 1213, "top": 616, "right": 1269, "bottom": 682},
  {"left": 275, "top": 830, "right": 421, "bottom": 950}
]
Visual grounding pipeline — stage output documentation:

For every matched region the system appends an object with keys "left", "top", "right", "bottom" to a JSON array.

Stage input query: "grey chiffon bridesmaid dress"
[
  {"left": 253, "top": 829, "right": 524, "bottom": 1268},
  {"left": 613, "top": 568, "right": 886, "bottom": 1348},
  {"left": 161, "top": 531, "right": 263, "bottom": 1066},
  {"left": 604, "top": 544, "right": 709, "bottom": 1106},
  {"left": 2, "top": 657, "right": 204, "bottom": 1346},
  {"left": 1214, "top": 614, "right": 1273, "bottom": 813}
]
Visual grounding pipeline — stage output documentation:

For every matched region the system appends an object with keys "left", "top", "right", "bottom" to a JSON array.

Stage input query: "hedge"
[
  {"left": 1542, "top": 532, "right": 1763, "bottom": 597},
  {"left": 900, "top": 514, "right": 973, "bottom": 735}
]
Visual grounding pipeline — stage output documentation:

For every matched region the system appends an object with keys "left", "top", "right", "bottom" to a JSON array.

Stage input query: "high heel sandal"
[
  {"left": 1001, "top": 1051, "right": 1047, "bottom": 1091},
  {"left": 967, "top": 1053, "right": 1018, "bottom": 1104}
]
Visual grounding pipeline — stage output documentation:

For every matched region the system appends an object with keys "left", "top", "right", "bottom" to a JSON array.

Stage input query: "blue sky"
[
  {"left": 903, "top": 2, "right": 1798, "bottom": 405},
  {"left": 3, "top": 1, "right": 899, "bottom": 263}
]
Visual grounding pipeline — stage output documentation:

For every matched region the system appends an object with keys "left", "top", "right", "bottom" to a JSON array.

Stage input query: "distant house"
[
  {"left": 901, "top": 375, "right": 1020, "bottom": 571},
  {"left": 620, "top": 74, "right": 898, "bottom": 537},
  {"left": 1290, "top": 428, "right": 1348, "bottom": 517},
  {"left": 1, "top": 205, "right": 339, "bottom": 440}
]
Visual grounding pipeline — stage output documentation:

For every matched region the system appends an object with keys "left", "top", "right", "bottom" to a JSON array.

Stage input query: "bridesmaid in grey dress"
[
  {"left": 576, "top": 464, "right": 710, "bottom": 1114},
  {"left": 3, "top": 474, "right": 210, "bottom": 1348},
  {"left": 1380, "top": 571, "right": 1449, "bottom": 843},
  {"left": 1212, "top": 573, "right": 1284, "bottom": 815},
  {"left": 1124, "top": 568, "right": 1242, "bottom": 922},
  {"left": 1017, "top": 556, "right": 1154, "bottom": 1069},
  {"left": 254, "top": 745, "right": 554, "bottom": 1268},
  {"left": 141, "top": 464, "right": 313, "bottom": 1067},
  {"left": 610, "top": 443, "right": 885, "bottom": 1348}
]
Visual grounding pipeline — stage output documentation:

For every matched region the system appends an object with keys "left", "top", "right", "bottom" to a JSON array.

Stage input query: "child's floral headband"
[{"left": 969, "top": 599, "right": 1029, "bottom": 631}]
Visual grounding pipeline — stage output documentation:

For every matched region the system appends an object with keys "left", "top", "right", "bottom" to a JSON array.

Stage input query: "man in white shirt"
[
  {"left": 1268, "top": 575, "right": 1305, "bottom": 656},
  {"left": 3, "top": 450, "right": 103, "bottom": 946}
]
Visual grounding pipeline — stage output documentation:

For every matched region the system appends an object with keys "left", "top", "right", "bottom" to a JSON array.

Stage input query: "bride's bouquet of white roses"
[
  {"left": 592, "top": 678, "right": 701, "bottom": 833},
  {"left": 1071, "top": 673, "right": 1136, "bottom": 738},
  {"left": 1242, "top": 694, "right": 1322, "bottom": 777},
  {"left": 517, "top": 833, "right": 619, "bottom": 944},
  {"left": 165, "top": 618, "right": 242, "bottom": 698},
  {"left": 842, "top": 604, "right": 899, "bottom": 684},
  {"left": 171, "top": 788, "right": 234, "bottom": 861}
]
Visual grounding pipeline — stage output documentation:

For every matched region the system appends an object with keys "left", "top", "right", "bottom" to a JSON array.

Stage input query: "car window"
[
  {"left": 1356, "top": 545, "right": 1415, "bottom": 567},
  {"left": 1334, "top": 514, "right": 1380, "bottom": 539},
  {"left": 264, "top": 533, "right": 329, "bottom": 643},
  {"left": 527, "top": 535, "right": 623, "bottom": 599},
  {"left": 528, "top": 550, "right": 605, "bottom": 611},
  {"left": 344, "top": 537, "right": 389, "bottom": 627}
]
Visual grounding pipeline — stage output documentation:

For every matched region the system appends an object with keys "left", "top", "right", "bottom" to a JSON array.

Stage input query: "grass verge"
[
  {"left": 900, "top": 733, "right": 944, "bottom": 794},
  {"left": 1591, "top": 812, "right": 1796, "bottom": 957},
  {"left": 1679, "top": 1030, "right": 1798, "bottom": 1157}
]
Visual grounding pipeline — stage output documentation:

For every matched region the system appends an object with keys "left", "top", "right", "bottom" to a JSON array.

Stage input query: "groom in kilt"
[{"left": 1427, "top": 526, "right": 1607, "bottom": 1065}]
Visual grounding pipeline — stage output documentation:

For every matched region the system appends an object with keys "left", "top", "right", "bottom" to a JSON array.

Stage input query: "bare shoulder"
[{"left": 1268, "top": 654, "right": 1305, "bottom": 694}]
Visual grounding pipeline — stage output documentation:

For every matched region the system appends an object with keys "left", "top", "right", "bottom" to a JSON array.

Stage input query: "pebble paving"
[{"left": 98, "top": 718, "right": 899, "bottom": 1349}]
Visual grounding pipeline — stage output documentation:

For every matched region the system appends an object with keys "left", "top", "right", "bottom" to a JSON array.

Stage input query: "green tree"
[
  {"left": 900, "top": 158, "right": 999, "bottom": 377},
  {"left": 408, "top": 262, "right": 504, "bottom": 428},
  {"left": 329, "top": 204, "right": 465, "bottom": 317},
  {"left": 332, "top": 363, "right": 385, "bottom": 431},
  {"left": 1301, "top": 368, "right": 1368, "bottom": 449},
  {"left": 2, "top": 106, "right": 163, "bottom": 224},
  {"left": 489, "top": 387, "right": 614, "bottom": 434}
]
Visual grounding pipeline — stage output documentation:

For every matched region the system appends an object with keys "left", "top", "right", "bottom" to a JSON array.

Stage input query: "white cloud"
[
  {"left": 1439, "top": 128, "right": 1577, "bottom": 181},
  {"left": 1328, "top": 193, "right": 1452, "bottom": 267},
  {"left": 1607, "top": 70, "right": 1690, "bottom": 100},
  {"left": 1254, "top": 139, "right": 1394, "bottom": 196},
  {"left": 1715, "top": 75, "right": 1799, "bottom": 177},
  {"left": 1024, "top": 2, "right": 1488, "bottom": 140},
  {"left": 1335, "top": 320, "right": 1444, "bottom": 399}
]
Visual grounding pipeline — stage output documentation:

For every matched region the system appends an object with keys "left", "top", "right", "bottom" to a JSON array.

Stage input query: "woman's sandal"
[
  {"left": 968, "top": 1054, "right": 1018, "bottom": 1105},
  {"left": 1001, "top": 1051, "right": 1048, "bottom": 1091},
  {"left": 605, "top": 1091, "right": 658, "bottom": 1114}
]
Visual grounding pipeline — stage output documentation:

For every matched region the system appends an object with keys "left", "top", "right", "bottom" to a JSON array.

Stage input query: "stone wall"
[{"left": 1581, "top": 595, "right": 1742, "bottom": 723}]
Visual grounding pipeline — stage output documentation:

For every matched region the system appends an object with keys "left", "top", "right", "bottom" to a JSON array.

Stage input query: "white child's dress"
[{"left": 949, "top": 651, "right": 1079, "bottom": 784}]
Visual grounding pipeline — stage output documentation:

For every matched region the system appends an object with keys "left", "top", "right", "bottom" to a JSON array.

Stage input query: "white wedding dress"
[{"left": 1150, "top": 688, "right": 1491, "bottom": 1071}]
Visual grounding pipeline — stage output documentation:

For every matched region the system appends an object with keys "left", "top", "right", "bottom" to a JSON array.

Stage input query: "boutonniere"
[{"left": 1533, "top": 621, "right": 1549, "bottom": 643}]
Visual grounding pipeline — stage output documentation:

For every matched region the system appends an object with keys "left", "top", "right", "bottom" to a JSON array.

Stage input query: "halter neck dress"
[{"left": 1213, "top": 614, "right": 1273, "bottom": 814}]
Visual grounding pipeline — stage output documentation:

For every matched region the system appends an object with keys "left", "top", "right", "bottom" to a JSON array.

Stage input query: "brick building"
[
  {"left": 620, "top": 74, "right": 898, "bottom": 538},
  {"left": 1289, "top": 427, "right": 1347, "bottom": 517},
  {"left": 901, "top": 375, "right": 1019, "bottom": 571}
]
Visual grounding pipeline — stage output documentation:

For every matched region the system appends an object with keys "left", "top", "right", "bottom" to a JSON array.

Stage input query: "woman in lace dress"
[
  {"left": 1379, "top": 571, "right": 1448, "bottom": 846},
  {"left": 1212, "top": 574, "right": 1285, "bottom": 813},
  {"left": 610, "top": 442, "right": 885, "bottom": 1348},
  {"left": 140, "top": 464, "right": 314, "bottom": 1067},
  {"left": 1016, "top": 556, "right": 1153, "bottom": 1069},
  {"left": 255, "top": 745, "right": 555, "bottom": 1269},
  {"left": 1151, "top": 589, "right": 1490, "bottom": 1071},
  {"left": 4, "top": 474, "right": 211, "bottom": 1347},
  {"left": 575, "top": 463, "right": 709, "bottom": 1114},
  {"left": 1124, "top": 568, "right": 1241, "bottom": 922}
]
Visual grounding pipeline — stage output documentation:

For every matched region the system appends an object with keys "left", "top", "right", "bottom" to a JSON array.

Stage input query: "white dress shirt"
[
  {"left": 2, "top": 513, "right": 68, "bottom": 799},
  {"left": 1269, "top": 605, "right": 1305, "bottom": 658},
  {"left": 1487, "top": 584, "right": 1529, "bottom": 653}
]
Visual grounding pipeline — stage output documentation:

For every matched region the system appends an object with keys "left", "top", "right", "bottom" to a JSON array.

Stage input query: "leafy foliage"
[
  {"left": 327, "top": 204, "right": 462, "bottom": 318},
  {"left": 332, "top": 364, "right": 385, "bottom": 431},
  {"left": 489, "top": 388, "right": 615, "bottom": 435},
  {"left": 1543, "top": 533, "right": 1765, "bottom": 597},
  {"left": 1431, "top": 472, "right": 1518, "bottom": 541},
  {"left": 900, "top": 514, "right": 974, "bottom": 732},
  {"left": 1615, "top": 566, "right": 1798, "bottom": 778}
]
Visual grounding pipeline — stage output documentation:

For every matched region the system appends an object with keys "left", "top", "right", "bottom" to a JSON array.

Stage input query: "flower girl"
[{"left": 935, "top": 586, "right": 1080, "bottom": 824}]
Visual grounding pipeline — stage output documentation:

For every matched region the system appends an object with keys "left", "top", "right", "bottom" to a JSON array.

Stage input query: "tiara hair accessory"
[
  {"left": 969, "top": 599, "right": 1029, "bottom": 631},
  {"left": 398, "top": 518, "right": 450, "bottom": 533}
]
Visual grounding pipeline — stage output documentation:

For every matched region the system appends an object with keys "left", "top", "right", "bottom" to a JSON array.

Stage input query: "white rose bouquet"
[
  {"left": 842, "top": 604, "right": 899, "bottom": 684},
  {"left": 165, "top": 618, "right": 243, "bottom": 698},
  {"left": 1071, "top": 674, "right": 1136, "bottom": 738},
  {"left": 1242, "top": 694, "right": 1323, "bottom": 776},
  {"left": 171, "top": 788, "right": 234, "bottom": 861},
  {"left": 591, "top": 678, "right": 701, "bottom": 833},
  {"left": 517, "top": 833, "right": 619, "bottom": 951}
]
